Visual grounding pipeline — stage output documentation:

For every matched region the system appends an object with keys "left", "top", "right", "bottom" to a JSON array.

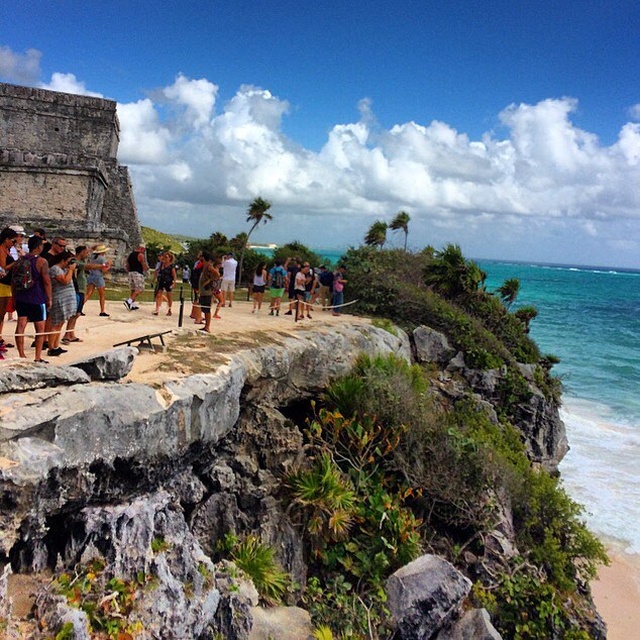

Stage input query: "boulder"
[
  {"left": 249, "top": 605, "right": 313, "bottom": 640},
  {"left": 413, "top": 326, "right": 456, "bottom": 365},
  {"left": 68, "top": 346, "right": 137, "bottom": 380},
  {"left": 386, "top": 554, "right": 472, "bottom": 640},
  {"left": 437, "top": 608, "right": 502, "bottom": 640}
]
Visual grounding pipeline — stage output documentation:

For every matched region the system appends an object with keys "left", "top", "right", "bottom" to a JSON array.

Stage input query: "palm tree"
[
  {"left": 237, "top": 196, "right": 272, "bottom": 284},
  {"left": 514, "top": 305, "right": 538, "bottom": 333},
  {"left": 496, "top": 278, "right": 520, "bottom": 309},
  {"left": 389, "top": 210, "right": 410, "bottom": 251},
  {"left": 364, "top": 220, "right": 388, "bottom": 249},
  {"left": 423, "top": 244, "right": 485, "bottom": 299}
]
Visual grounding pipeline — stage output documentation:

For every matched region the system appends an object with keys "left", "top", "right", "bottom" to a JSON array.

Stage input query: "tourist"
[
  {"left": 251, "top": 262, "right": 268, "bottom": 313},
  {"left": 317, "top": 265, "right": 334, "bottom": 310},
  {"left": 153, "top": 251, "right": 177, "bottom": 316},
  {"left": 332, "top": 265, "right": 348, "bottom": 316},
  {"left": 62, "top": 245, "right": 90, "bottom": 344},
  {"left": 182, "top": 264, "right": 191, "bottom": 283},
  {"left": 0, "top": 227, "right": 18, "bottom": 356},
  {"left": 8, "top": 225, "right": 27, "bottom": 260},
  {"left": 268, "top": 259, "right": 287, "bottom": 316},
  {"left": 303, "top": 262, "right": 317, "bottom": 319},
  {"left": 293, "top": 263, "right": 307, "bottom": 321},
  {"left": 221, "top": 252, "right": 237, "bottom": 307},
  {"left": 13, "top": 235, "right": 51, "bottom": 363},
  {"left": 41, "top": 235, "right": 67, "bottom": 266},
  {"left": 124, "top": 242, "right": 148, "bottom": 310},
  {"left": 189, "top": 252, "right": 204, "bottom": 324},
  {"left": 284, "top": 257, "right": 300, "bottom": 315},
  {"left": 197, "top": 252, "right": 223, "bottom": 332},
  {"left": 47, "top": 251, "right": 77, "bottom": 357},
  {"left": 85, "top": 244, "right": 111, "bottom": 317}
]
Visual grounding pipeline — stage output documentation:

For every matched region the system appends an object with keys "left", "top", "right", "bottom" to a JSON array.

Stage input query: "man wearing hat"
[
  {"left": 124, "top": 242, "right": 148, "bottom": 310},
  {"left": 85, "top": 244, "right": 111, "bottom": 317}
]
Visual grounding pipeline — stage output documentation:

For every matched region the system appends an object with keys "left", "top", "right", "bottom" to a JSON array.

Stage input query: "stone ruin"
[{"left": 0, "top": 82, "right": 142, "bottom": 266}]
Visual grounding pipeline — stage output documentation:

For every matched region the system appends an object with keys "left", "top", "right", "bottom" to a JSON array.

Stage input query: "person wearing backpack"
[
  {"left": 12, "top": 235, "right": 52, "bottom": 363},
  {"left": 268, "top": 259, "right": 288, "bottom": 316}
]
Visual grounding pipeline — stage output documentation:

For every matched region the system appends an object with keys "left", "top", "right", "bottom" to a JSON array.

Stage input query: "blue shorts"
[{"left": 16, "top": 301, "right": 47, "bottom": 322}]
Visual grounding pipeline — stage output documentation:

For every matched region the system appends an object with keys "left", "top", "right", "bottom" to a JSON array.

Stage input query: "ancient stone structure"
[{"left": 0, "top": 82, "right": 142, "bottom": 263}]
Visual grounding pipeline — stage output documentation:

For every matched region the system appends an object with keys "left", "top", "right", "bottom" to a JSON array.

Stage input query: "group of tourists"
[
  {"left": 0, "top": 227, "right": 350, "bottom": 362},
  {"left": 0, "top": 225, "right": 112, "bottom": 362},
  {"left": 185, "top": 253, "right": 348, "bottom": 330}
]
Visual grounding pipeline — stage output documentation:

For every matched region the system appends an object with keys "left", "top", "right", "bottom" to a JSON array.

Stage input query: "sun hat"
[
  {"left": 92, "top": 244, "right": 109, "bottom": 254},
  {"left": 9, "top": 225, "right": 26, "bottom": 235}
]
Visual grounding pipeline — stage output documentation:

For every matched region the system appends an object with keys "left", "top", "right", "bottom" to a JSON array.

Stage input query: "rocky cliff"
[{"left": 0, "top": 322, "right": 571, "bottom": 638}]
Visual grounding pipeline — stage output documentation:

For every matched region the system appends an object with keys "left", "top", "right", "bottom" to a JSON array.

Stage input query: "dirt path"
[{"left": 0, "top": 296, "right": 368, "bottom": 383}]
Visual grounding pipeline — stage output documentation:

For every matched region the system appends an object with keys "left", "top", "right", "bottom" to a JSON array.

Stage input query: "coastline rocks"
[
  {"left": 437, "top": 608, "right": 502, "bottom": 640},
  {"left": 68, "top": 345, "right": 137, "bottom": 380},
  {"left": 386, "top": 554, "right": 472, "bottom": 640},
  {"left": 0, "top": 362, "right": 90, "bottom": 393},
  {"left": 413, "top": 326, "right": 456, "bottom": 365}
]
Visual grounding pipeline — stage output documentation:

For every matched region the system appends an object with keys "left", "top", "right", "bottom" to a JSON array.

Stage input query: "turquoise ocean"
[{"left": 316, "top": 249, "right": 640, "bottom": 554}]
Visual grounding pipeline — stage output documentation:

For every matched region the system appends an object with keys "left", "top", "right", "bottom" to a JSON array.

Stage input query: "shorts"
[
  {"left": 76, "top": 292, "right": 85, "bottom": 314},
  {"left": 129, "top": 271, "right": 145, "bottom": 293},
  {"left": 16, "top": 301, "right": 47, "bottom": 323},
  {"left": 199, "top": 294, "right": 212, "bottom": 314},
  {"left": 87, "top": 273, "right": 106, "bottom": 288},
  {"left": 253, "top": 284, "right": 265, "bottom": 294},
  {"left": 221, "top": 279, "right": 235, "bottom": 293},
  {"left": 155, "top": 282, "right": 173, "bottom": 294},
  {"left": 304, "top": 292, "right": 312, "bottom": 302},
  {"left": 270, "top": 288, "right": 284, "bottom": 298}
]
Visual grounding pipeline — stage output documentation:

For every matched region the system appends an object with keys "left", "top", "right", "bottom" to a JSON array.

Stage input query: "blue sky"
[{"left": 2, "top": 1, "right": 640, "bottom": 267}]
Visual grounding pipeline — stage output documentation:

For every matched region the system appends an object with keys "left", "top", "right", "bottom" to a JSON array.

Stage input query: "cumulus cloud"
[
  {"left": 109, "top": 77, "right": 640, "bottom": 265},
  {"left": 40, "top": 72, "right": 104, "bottom": 98},
  {"left": 0, "top": 46, "right": 42, "bottom": 84}
]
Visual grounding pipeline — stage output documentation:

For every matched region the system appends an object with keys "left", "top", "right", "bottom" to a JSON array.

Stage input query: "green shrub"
[
  {"left": 220, "top": 533, "right": 291, "bottom": 604},
  {"left": 513, "top": 471, "right": 608, "bottom": 591}
]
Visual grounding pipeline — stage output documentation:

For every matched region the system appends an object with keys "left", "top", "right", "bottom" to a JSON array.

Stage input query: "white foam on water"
[{"left": 559, "top": 397, "right": 640, "bottom": 555}]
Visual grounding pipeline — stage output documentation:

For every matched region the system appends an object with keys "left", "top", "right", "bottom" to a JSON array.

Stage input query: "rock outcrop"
[{"left": 0, "top": 322, "right": 569, "bottom": 638}]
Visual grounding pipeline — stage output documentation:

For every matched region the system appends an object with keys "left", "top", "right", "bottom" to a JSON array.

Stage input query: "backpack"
[
  {"left": 271, "top": 268, "right": 285, "bottom": 289},
  {"left": 11, "top": 256, "right": 35, "bottom": 291}
]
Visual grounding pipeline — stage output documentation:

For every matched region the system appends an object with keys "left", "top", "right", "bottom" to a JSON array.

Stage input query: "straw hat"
[{"left": 92, "top": 244, "right": 109, "bottom": 254}]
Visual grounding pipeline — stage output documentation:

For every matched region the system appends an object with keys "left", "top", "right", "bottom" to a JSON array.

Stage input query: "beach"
[{"left": 591, "top": 548, "right": 640, "bottom": 639}]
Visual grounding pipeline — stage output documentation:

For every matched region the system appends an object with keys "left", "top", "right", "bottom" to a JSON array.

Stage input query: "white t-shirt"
[{"left": 222, "top": 257, "right": 237, "bottom": 281}]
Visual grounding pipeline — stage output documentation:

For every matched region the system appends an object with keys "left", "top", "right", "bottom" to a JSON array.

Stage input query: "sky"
[{"left": 1, "top": 0, "right": 640, "bottom": 268}]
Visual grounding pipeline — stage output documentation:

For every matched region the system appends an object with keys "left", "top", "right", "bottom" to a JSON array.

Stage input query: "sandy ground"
[
  {"left": 0, "top": 295, "right": 365, "bottom": 381},
  {"left": 591, "top": 547, "right": 640, "bottom": 639}
]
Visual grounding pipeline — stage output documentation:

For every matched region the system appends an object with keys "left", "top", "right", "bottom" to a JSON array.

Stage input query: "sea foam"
[{"left": 560, "top": 397, "right": 640, "bottom": 555}]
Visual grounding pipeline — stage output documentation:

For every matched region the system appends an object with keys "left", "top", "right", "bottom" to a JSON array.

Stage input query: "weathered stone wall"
[
  {"left": 0, "top": 82, "right": 141, "bottom": 261},
  {"left": 0, "top": 83, "right": 119, "bottom": 158}
]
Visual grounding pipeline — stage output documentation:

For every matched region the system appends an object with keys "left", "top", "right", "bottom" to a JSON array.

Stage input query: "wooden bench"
[{"left": 113, "top": 330, "right": 172, "bottom": 351}]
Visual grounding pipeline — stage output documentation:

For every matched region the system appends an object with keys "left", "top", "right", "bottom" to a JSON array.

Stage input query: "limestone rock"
[
  {"left": 68, "top": 346, "right": 137, "bottom": 380},
  {"left": 386, "top": 554, "right": 472, "bottom": 640},
  {"left": 413, "top": 326, "right": 456, "bottom": 364},
  {"left": 437, "top": 608, "right": 502, "bottom": 640},
  {"left": 0, "top": 362, "right": 90, "bottom": 393},
  {"left": 249, "top": 605, "right": 313, "bottom": 640}
]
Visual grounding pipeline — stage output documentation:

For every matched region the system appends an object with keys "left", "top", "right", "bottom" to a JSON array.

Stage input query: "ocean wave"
[{"left": 559, "top": 398, "right": 640, "bottom": 555}]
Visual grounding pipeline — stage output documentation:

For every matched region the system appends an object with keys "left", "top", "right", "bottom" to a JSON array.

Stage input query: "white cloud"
[
  {"left": 39, "top": 72, "right": 104, "bottom": 98},
  {"left": 111, "top": 81, "right": 640, "bottom": 266},
  {"left": 629, "top": 104, "right": 640, "bottom": 121},
  {"left": 0, "top": 46, "right": 41, "bottom": 84}
]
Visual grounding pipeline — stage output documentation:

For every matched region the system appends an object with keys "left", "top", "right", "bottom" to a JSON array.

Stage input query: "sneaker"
[
  {"left": 284, "top": 310, "right": 292, "bottom": 315},
  {"left": 131, "top": 304, "right": 139, "bottom": 310},
  {"left": 123, "top": 300, "right": 132, "bottom": 310},
  {"left": 47, "top": 348, "right": 63, "bottom": 357},
  {"left": 99, "top": 312, "right": 110, "bottom": 317}
]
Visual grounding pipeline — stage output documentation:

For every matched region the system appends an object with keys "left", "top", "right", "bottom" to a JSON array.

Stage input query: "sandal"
[
  {"left": 166, "top": 310, "right": 172, "bottom": 316},
  {"left": 34, "top": 358, "right": 49, "bottom": 364}
]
